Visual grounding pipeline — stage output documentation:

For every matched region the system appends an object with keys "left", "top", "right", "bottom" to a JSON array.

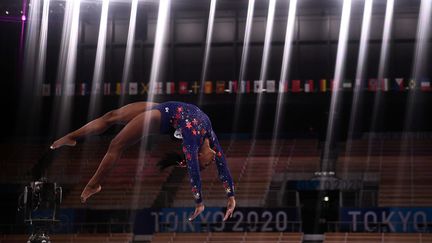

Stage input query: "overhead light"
[{"left": 5, "top": 10, "right": 9, "bottom": 15}]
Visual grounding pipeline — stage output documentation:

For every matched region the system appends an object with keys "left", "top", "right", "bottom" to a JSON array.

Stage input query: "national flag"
[
  {"left": 166, "top": 82, "right": 175, "bottom": 94},
  {"left": 342, "top": 79, "right": 352, "bottom": 90},
  {"left": 116, "top": 83, "right": 123, "bottom": 95},
  {"left": 266, "top": 80, "right": 276, "bottom": 93},
  {"left": 91, "top": 83, "right": 101, "bottom": 95},
  {"left": 292, "top": 80, "right": 301, "bottom": 92},
  {"left": 381, "top": 78, "right": 389, "bottom": 91},
  {"left": 204, "top": 81, "right": 213, "bottom": 94},
  {"left": 279, "top": 80, "right": 288, "bottom": 93},
  {"left": 65, "top": 83, "right": 75, "bottom": 96},
  {"left": 329, "top": 79, "right": 336, "bottom": 91},
  {"left": 140, "top": 82, "right": 149, "bottom": 94},
  {"left": 79, "top": 83, "right": 86, "bottom": 96},
  {"left": 421, "top": 80, "right": 431, "bottom": 91},
  {"left": 129, "top": 82, "right": 138, "bottom": 95},
  {"left": 394, "top": 78, "right": 404, "bottom": 91},
  {"left": 240, "top": 80, "right": 250, "bottom": 93},
  {"left": 227, "top": 80, "right": 238, "bottom": 93},
  {"left": 408, "top": 79, "right": 416, "bottom": 90},
  {"left": 155, "top": 82, "right": 163, "bottom": 94},
  {"left": 104, "top": 83, "right": 111, "bottom": 95},
  {"left": 368, "top": 79, "right": 378, "bottom": 91},
  {"left": 216, "top": 81, "right": 225, "bottom": 94},
  {"left": 319, "top": 79, "right": 327, "bottom": 92},
  {"left": 304, "top": 80, "right": 314, "bottom": 93},
  {"left": 179, "top": 81, "right": 189, "bottom": 94},
  {"left": 254, "top": 80, "right": 264, "bottom": 93},
  {"left": 55, "top": 83, "right": 62, "bottom": 96},
  {"left": 42, "top": 83, "right": 51, "bottom": 96},
  {"left": 191, "top": 81, "right": 200, "bottom": 94}
]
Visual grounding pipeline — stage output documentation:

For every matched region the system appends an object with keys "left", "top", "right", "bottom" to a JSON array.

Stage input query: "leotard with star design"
[{"left": 151, "top": 101, "right": 235, "bottom": 204}]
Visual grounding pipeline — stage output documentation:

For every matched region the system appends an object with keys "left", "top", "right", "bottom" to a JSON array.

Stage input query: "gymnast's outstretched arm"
[
  {"left": 50, "top": 102, "right": 158, "bottom": 149},
  {"left": 80, "top": 109, "right": 161, "bottom": 203}
]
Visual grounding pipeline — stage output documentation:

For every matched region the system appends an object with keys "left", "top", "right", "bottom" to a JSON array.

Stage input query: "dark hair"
[{"left": 157, "top": 152, "right": 185, "bottom": 172}]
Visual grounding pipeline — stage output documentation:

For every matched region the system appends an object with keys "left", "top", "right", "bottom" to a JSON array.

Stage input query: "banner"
[
  {"left": 340, "top": 207, "right": 432, "bottom": 233},
  {"left": 135, "top": 207, "right": 300, "bottom": 234}
]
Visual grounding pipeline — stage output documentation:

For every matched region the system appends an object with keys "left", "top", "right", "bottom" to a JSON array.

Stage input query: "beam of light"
[
  {"left": 51, "top": 0, "right": 81, "bottom": 138},
  {"left": 198, "top": 0, "right": 217, "bottom": 106},
  {"left": 26, "top": 0, "right": 51, "bottom": 134},
  {"left": 322, "top": 0, "right": 352, "bottom": 173},
  {"left": 249, "top": 0, "right": 276, "bottom": 155},
  {"left": 119, "top": 0, "right": 138, "bottom": 106},
  {"left": 401, "top": 0, "right": 432, "bottom": 157},
  {"left": 271, "top": 0, "right": 298, "bottom": 162},
  {"left": 344, "top": 0, "right": 373, "bottom": 171},
  {"left": 148, "top": 0, "right": 170, "bottom": 102},
  {"left": 365, "top": 0, "right": 394, "bottom": 174},
  {"left": 404, "top": 0, "right": 432, "bottom": 132},
  {"left": 88, "top": 0, "right": 110, "bottom": 119},
  {"left": 229, "top": 0, "right": 255, "bottom": 149},
  {"left": 130, "top": 0, "right": 171, "bottom": 213},
  {"left": 17, "top": 0, "right": 42, "bottom": 136},
  {"left": 18, "top": 0, "right": 28, "bottom": 70}
]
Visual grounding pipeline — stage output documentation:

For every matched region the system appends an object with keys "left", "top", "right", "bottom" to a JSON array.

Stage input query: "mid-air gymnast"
[{"left": 50, "top": 101, "right": 235, "bottom": 221}]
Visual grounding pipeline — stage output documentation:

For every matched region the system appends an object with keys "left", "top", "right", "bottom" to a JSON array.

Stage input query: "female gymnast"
[{"left": 50, "top": 101, "right": 235, "bottom": 221}]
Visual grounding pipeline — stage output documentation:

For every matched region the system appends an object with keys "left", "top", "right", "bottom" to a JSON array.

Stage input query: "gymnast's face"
[{"left": 198, "top": 138, "right": 216, "bottom": 171}]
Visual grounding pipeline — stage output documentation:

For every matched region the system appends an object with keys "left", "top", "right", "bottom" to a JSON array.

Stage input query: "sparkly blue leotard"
[{"left": 151, "top": 101, "right": 235, "bottom": 204}]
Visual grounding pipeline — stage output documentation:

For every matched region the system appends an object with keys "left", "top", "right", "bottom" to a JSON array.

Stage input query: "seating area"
[
  {"left": 151, "top": 232, "right": 304, "bottom": 243},
  {"left": 0, "top": 233, "right": 133, "bottom": 243},
  {"left": 324, "top": 232, "right": 432, "bottom": 243},
  {"left": 2, "top": 137, "right": 432, "bottom": 209}
]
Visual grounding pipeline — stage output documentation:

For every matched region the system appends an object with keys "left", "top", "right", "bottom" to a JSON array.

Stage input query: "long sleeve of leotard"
[
  {"left": 209, "top": 131, "right": 235, "bottom": 198},
  {"left": 181, "top": 127, "right": 203, "bottom": 204}
]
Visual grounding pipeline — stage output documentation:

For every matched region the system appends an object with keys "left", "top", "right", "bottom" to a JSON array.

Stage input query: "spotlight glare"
[
  {"left": 323, "top": 0, "right": 352, "bottom": 171},
  {"left": 198, "top": 0, "right": 217, "bottom": 106},
  {"left": 6, "top": 10, "right": 9, "bottom": 15},
  {"left": 22, "top": 15, "right": 26, "bottom": 21}
]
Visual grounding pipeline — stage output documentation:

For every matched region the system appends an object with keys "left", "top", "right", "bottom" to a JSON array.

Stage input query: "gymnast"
[{"left": 50, "top": 101, "right": 235, "bottom": 221}]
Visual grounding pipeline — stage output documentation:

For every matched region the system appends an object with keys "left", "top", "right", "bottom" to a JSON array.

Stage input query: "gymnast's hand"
[
  {"left": 188, "top": 203, "right": 205, "bottom": 221},
  {"left": 80, "top": 184, "right": 102, "bottom": 203},
  {"left": 50, "top": 135, "right": 76, "bottom": 150},
  {"left": 223, "top": 196, "right": 236, "bottom": 221}
]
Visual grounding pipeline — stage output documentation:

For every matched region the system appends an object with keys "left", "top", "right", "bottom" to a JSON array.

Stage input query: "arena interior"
[{"left": 1, "top": 0, "right": 432, "bottom": 242}]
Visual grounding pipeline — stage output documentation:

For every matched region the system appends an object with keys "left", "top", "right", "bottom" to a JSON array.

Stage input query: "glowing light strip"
[
  {"left": 322, "top": 0, "right": 352, "bottom": 171},
  {"left": 53, "top": 0, "right": 81, "bottom": 136},
  {"left": 35, "top": 0, "right": 51, "bottom": 90},
  {"left": 229, "top": 0, "right": 255, "bottom": 147},
  {"left": 403, "top": 0, "right": 432, "bottom": 133},
  {"left": 345, "top": 0, "right": 373, "bottom": 160},
  {"left": 148, "top": 0, "right": 170, "bottom": 102},
  {"left": 89, "top": 0, "right": 110, "bottom": 117},
  {"left": 365, "top": 0, "right": 394, "bottom": 166},
  {"left": 272, "top": 0, "right": 297, "bottom": 158},
  {"left": 120, "top": 0, "right": 138, "bottom": 105},
  {"left": 251, "top": 0, "right": 276, "bottom": 142},
  {"left": 198, "top": 0, "right": 217, "bottom": 106}
]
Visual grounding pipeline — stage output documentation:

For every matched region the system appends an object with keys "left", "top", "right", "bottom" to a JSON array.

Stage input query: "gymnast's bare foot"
[
  {"left": 50, "top": 136, "right": 77, "bottom": 149},
  {"left": 80, "top": 184, "right": 102, "bottom": 203}
]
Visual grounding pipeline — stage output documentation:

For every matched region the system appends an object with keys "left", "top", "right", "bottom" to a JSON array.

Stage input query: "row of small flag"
[{"left": 40, "top": 78, "right": 432, "bottom": 96}]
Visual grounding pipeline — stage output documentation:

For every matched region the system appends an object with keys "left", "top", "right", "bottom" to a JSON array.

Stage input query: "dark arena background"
[{"left": 1, "top": 0, "right": 432, "bottom": 242}]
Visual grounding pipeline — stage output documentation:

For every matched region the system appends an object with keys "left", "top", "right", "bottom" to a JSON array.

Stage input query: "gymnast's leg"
[
  {"left": 80, "top": 109, "right": 161, "bottom": 202},
  {"left": 50, "top": 102, "right": 158, "bottom": 149}
]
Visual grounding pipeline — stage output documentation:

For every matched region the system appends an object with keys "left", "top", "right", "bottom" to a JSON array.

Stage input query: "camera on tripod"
[{"left": 18, "top": 177, "right": 62, "bottom": 243}]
